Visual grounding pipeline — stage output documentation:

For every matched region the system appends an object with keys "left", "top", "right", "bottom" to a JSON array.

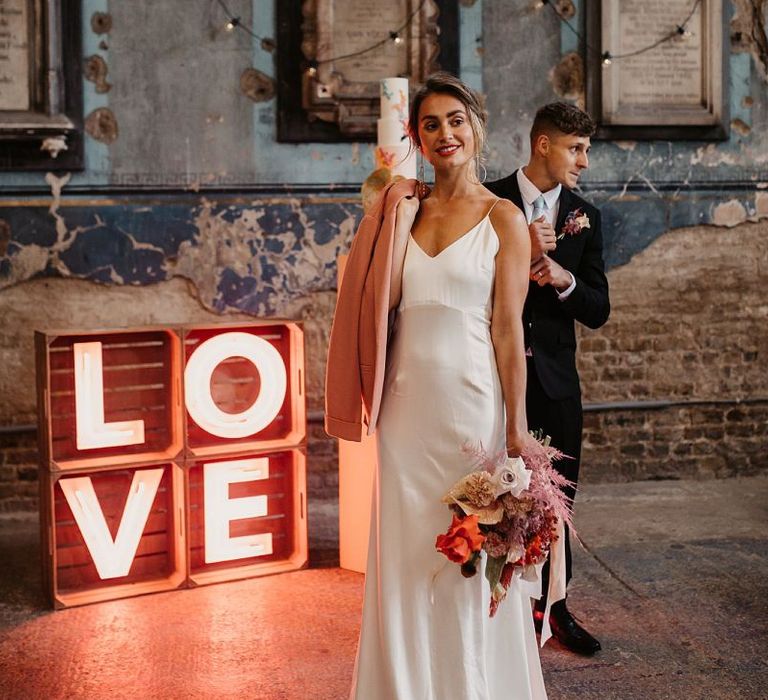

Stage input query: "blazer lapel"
[
  {"left": 554, "top": 188, "right": 573, "bottom": 238},
  {"left": 550, "top": 188, "right": 575, "bottom": 266}
]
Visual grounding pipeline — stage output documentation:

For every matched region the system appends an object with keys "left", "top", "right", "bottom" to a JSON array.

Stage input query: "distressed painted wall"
[
  {"left": 1, "top": 1, "right": 767, "bottom": 546},
  {"left": 485, "top": 0, "right": 768, "bottom": 181},
  {"left": 0, "top": 192, "right": 359, "bottom": 312},
  {"left": 484, "top": 0, "right": 768, "bottom": 267},
  {"left": 1, "top": 0, "right": 483, "bottom": 190}
]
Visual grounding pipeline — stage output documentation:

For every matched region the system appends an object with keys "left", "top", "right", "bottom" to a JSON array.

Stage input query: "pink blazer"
[{"left": 325, "top": 178, "right": 418, "bottom": 441}]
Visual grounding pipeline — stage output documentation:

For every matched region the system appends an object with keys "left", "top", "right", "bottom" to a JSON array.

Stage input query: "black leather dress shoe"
[{"left": 533, "top": 605, "right": 602, "bottom": 656}]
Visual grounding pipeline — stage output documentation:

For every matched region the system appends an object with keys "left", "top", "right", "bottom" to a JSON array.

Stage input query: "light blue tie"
[{"left": 531, "top": 194, "right": 548, "bottom": 222}]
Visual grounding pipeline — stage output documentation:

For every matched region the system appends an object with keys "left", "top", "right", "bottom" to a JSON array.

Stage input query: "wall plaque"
[
  {"left": 0, "top": 0, "right": 83, "bottom": 170},
  {"left": 277, "top": 0, "right": 459, "bottom": 142},
  {"left": 586, "top": 0, "right": 727, "bottom": 140},
  {"left": 0, "top": 0, "right": 31, "bottom": 111}
]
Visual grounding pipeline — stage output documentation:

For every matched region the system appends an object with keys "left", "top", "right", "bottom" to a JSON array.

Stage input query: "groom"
[{"left": 488, "top": 102, "right": 610, "bottom": 655}]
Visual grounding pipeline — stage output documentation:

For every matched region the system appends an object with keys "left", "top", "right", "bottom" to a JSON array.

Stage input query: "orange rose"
[{"left": 435, "top": 514, "right": 485, "bottom": 564}]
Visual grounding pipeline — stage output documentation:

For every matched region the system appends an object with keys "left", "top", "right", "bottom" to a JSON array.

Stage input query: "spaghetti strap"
[{"left": 485, "top": 198, "right": 502, "bottom": 218}]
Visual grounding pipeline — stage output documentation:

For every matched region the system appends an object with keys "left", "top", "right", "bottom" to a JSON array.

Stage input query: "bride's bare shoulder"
[
  {"left": 489, "top": 197, "right": 523, "bottom": 217},
  {"left": 489, "top": 198, "right": 527, "bottom": 241}
]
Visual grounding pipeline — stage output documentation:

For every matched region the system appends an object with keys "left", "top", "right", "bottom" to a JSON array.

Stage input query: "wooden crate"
[
  {"left": 187, "top": 448, "right": 307, "bottom": 587},
  {"left": 182, "top": 322, "right": 305, "bottom": 458},
  {"left": 35, "top": 321, "right": 308, "bottom": 608},
  {"left": 40, "top": 463, "right": 186, "bottom": 609},
  {"left": 35, "top": 328, "right": 183, "bottom": 472}
]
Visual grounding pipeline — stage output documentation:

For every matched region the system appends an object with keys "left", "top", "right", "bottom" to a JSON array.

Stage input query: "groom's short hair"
[{"left": 530, "top": 102, "right": 595, "bottom": 144}]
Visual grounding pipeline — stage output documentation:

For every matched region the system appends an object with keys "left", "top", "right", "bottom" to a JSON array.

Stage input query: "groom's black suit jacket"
[{"left": 487, "top": 172, "right": 610, "bottom": 400}]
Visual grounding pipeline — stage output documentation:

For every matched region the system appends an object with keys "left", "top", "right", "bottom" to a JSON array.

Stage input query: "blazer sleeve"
[
  {"left": 559, "top": 207, "right": 611, "bottom": 329},
  {"left": 324, "top": 211, "right": 379, "bottom": 441}
]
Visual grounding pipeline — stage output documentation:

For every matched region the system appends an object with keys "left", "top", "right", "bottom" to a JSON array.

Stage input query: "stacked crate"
[{"left": 35, "top": 322, "right": 306, "bottom": 608}]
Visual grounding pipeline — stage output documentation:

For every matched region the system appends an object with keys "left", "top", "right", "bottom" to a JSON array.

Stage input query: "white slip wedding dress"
[{"left": 350, "top": 203, "right": 547, "bottom": 700}]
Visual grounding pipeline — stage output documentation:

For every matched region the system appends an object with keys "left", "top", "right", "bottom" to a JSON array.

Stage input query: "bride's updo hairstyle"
[{"left": 407, "top": 72, "right": 488, "bottom": 181}]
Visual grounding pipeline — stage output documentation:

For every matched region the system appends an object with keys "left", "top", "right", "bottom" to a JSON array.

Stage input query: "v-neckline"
[{"left": 409, "top": 214, "right": 487, "bottom": 260}]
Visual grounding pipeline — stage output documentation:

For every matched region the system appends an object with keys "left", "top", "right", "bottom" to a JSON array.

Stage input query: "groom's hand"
[
  {"left": 529, "top": 217, "right": 557, "bottom": 261},
  {"left": 530, "top": 255, "right": 572, "bottom": 291}
]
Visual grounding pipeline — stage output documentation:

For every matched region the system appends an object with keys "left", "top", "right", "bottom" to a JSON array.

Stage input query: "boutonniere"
[{"left": 558, "top": 208, "right": 590, "bottom": 239}]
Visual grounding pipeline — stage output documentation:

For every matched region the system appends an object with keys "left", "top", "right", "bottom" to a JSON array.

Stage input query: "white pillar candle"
[{"left": 376, "top": 77, "right": 416, "bottom": 179}]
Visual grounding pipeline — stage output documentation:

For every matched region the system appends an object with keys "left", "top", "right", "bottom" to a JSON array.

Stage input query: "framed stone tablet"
[
  {"left": 0, "top": 0, "right": 83, "bottom": 170},
  {"left": 276, "top": 0, "right": 459, "bottom": 142},
  {"left": 586, "top": 0, "right": 727, "bottom": 140}
]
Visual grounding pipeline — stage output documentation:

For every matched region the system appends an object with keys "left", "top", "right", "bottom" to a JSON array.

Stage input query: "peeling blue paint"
[
  {"left": 257, "top": 207, "right": 302, "bottom": 234},
  {"left": 730, "top": 53, "right": 753, "bottom": 127},
  {"left": 587, "top": 187, "right": 766, "bottom": 269},
  {"left": 81, "top": 0, "right": 111, "bottom": 181},
  {"left": 3, "top": 211, "right": 58, "bottom": 248},
  {"left": 0, "top": 195, "right": 363, "bottom": 314},
  {"left": 216, "top": 268, "right": 259, "bottom": 311},
  {"left": 0, "top": 187, "right": 763, "bottom": 315},
  {"left": 263, "top": 236, "right": 285, "bottom": 254}
]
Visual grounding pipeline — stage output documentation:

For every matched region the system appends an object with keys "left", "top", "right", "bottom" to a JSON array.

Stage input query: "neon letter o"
[{"left": 184, "top": 332, "right": 287, "bottom": 438}]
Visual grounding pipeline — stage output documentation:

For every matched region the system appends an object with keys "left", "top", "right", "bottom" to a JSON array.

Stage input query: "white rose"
[
  {"left": 490, "top": 456, "right": 532, "bottom": 498},
  {"left": 575, "top": 213, "right": 590, "bottom": 230}
]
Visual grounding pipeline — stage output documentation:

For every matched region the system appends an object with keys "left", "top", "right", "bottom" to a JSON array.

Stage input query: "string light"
[
  {"left": 545, "top": 0, "right": 701, "bottom": 64},
  {"left": 216, "top": 0, "right": 698, "bottom": 80},
  {"left": 311, "top": 0, "right": 427, "bottom": 68},
  {"left": 217, "top": 0, "right": 267, "bottom": 42},
  {"left": 216, "top": 0, "right": 424, "bottom": 76}
]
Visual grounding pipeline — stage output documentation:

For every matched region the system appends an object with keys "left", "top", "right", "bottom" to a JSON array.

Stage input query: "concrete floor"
[{"left": 0, "top": 476, "right": 766, "bottom": 700}]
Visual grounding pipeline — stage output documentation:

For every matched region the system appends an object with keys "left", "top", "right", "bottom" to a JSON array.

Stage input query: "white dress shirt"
[{"left": 516, "top": 168, "right": 576, "bottom": 301}]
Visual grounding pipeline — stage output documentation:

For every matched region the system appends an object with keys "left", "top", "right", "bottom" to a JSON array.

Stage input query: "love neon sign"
[{"left": 36, "top": 322, "right": 306, "bottom": 609}]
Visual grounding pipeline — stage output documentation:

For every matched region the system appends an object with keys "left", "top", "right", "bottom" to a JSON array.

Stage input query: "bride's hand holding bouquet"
[{"left": 435, "top": 433, "right": 574, "bottom": 617}]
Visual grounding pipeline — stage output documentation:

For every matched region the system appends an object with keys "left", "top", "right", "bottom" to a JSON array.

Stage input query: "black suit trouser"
[{"left": 525, "top": 355, "right": 583, "bottom": 608}]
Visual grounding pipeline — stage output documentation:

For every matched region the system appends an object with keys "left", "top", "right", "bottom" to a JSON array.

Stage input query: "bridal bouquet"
[{"left": 434, "top": 436, "right": 574, "bottom": 617}]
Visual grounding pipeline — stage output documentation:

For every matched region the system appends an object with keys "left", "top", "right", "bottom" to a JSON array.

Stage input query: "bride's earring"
[
  {"left": 478, "top": 158, "right": 487, "bottom": 184},
  {"left": 471, "top": 154, "right": 487, "bottom": 184}
]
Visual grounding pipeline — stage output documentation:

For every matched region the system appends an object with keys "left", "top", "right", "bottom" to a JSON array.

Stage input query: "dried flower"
[
  {"left": 462, "top": 472, "right": 496, "bottom": 507},
  {"left": 559, "top": 207, "right": 590, "bottom": 239},
  {"left": 436, "top": 436, "right": 575, "bottom": 617},
  {"left": 483, "top": 530, "right": 509, "bottom": 558}
]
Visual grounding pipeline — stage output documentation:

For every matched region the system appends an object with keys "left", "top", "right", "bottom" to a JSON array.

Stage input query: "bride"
[{"left": 327, "top": 72, "right": 548, "bottom": 699}]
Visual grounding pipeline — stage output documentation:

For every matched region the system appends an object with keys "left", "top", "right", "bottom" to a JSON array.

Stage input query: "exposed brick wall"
[
  {"left": 577, "top": 220, "right": 767, "bottom": 404},
  {"left": 577, "top": 220, "right": 768, "bottom": 483},
  {"left": 0, "top": 429, "right": 38, "bottom": 513},
  {"left": 581, "top": 402, "right": 768, "bottom": 483},
  {"left": 307, "top": 422, "right": 340, "bottom": 550}
]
